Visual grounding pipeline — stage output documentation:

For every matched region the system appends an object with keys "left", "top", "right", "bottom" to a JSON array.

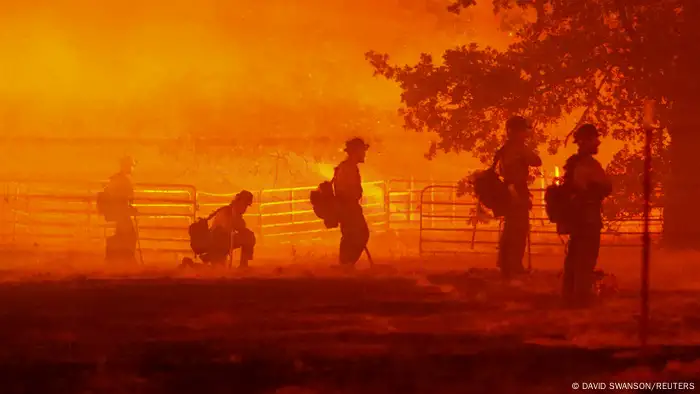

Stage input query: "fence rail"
[
  {"left": 418, "top": 185, "right": 663, "bottom": 256},
  {"left": 0, "top": 181, "right": 197, "bottom": 255},
  {"left": 0, "top": 179, "right": 664, "bottom": 258}
]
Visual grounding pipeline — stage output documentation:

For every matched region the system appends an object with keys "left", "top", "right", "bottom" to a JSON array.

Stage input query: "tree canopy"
[{"left": 366, "top": 0, "right": 696, "bottom": 228}]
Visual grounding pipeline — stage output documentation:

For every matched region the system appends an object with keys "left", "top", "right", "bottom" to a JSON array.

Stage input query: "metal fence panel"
[
  {"left": 418, "top": 185, "right": 664, "bottom": 256},
  {"left": 0, "top": 179, "right": 665, "bottom": 258}
]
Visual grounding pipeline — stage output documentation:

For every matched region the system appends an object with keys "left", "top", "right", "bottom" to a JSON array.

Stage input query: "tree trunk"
[
  {"left": 663, "top": 8, "right": 700, "bottom": 249},
  {"left": 663, "top": 107, "right": 700, "bottom": 249}
]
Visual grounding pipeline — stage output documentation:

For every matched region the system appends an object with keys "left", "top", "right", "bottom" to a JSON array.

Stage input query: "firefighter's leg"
[
  {"left": 562, "top": 235, "right": 580, "bottom": 305},
  {"left": 233, "top": 229, "right": 256, "bottom": 268},
  {"left": 209, "top": 228, "right": 231, "bottom": 266},
  {"left": 510, "top": 206, "right": 529, "bottom": 274},
  {"left": 497, "top": 221, "right": 507, "bottom": 270},
  {"left": 105, "top": 235, "right": 117, "bottom": 262},
  {"left": 573, "top": 228, "right": 602, "bottom": 306},
  {"left": 339, "top": 206, "right": 369, "bottom": 265},
  {"left": 498, "top": 205, "right": 529, "bottom": 278},
  {"left": 126, "top": 218, "right": 137, "bottom": 263},
  {"left": 111, "top": 217, "right": 137, "bottom": 263}
]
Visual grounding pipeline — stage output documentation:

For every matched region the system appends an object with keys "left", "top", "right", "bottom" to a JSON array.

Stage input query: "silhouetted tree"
[
  {"left": 604, "top": 140, "right": 668, "bottom": 229},
  {"left": 367, "top": 0, "right": 700, "bottom": 248}
]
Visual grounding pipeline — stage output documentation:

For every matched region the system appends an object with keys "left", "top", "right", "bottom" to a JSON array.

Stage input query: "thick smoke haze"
[
  {"left": 0, "top": 0, "right": 613, "bottom": 187},
  {"left": 0, "top": 0, "right": 508, "bottom": 137}
]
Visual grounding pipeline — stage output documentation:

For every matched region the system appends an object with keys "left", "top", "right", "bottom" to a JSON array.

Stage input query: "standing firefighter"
[
  {"left": 561, "top": 124, "right": 612, "bottom": 307},
  {"left": 207, "top": 190, "right": 256, "bottom": 268},
  {"left": 496, "top": 116, "right": 542, "bottom": 279},
  {"left": 98, "top": 156, "right": 138, "bottom": 264},
  {"left": 334, "top": 137, "right": 370, "bottom": 266}
]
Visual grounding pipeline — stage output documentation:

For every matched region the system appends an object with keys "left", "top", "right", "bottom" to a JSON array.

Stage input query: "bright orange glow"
[
  {"left": 316, "top": 164, "right": 336, "bottom": 181},
  {"left": 0, "top": 1, "right": 620, "bottom": 196},
  {"left": 316, "top": 163, "right": 384, "bottom": 203},
  {"left": 0, "top": 1, "right": 518, "bottom": 189}
]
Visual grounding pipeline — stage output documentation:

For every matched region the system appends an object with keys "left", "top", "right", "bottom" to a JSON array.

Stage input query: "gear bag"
[
  {"left": 545, "top": 182, "right": 575, "bottom": 235},
  {"left": 96, "top": 189, "right": 119, "bottom": 222},
  {"left": 188, "top": 218, "right": 212, "bottom": 256},
  {"left": 545, "top": 154, "right": 589, "bottom": 235},
  {"left": 310, "top": 180, "right": 339, "bottom": 229},
  {"left": 470, "top": 151, "right": 510, "bottom": 217}
]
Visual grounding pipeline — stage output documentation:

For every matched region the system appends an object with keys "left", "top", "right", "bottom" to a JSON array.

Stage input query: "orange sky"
[
  {"left": 0, "top": 0, "right": 619, "bottom": 184},
  {"left": 0, "top": 0, "right": 508, "bottom": 127}
]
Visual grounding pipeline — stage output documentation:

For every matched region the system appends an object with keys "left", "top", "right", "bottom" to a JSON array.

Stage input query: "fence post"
[
  {"left": 409, "top": 177, "right": 415, "bottom": 222},
  {"left": 11, "top": 183, "right": 18, "bottom": 245},
  {"left": 86, "top": 193, "right": 92, "bottom": 244},
  {"left": 418, "top": 186, "right": 424, "bottom": 256},
  {"left": 471, "top": 201, "right": 480, "bottom": 250},
  {"left": 289, "top": 190, "right": 295, "bottom": 227},
  {"left": 430, "top": 176, "right": 435, "bottom": 228},
  {"left": 384, "top": 181, "right": 391, "bottom": 232},
  {"left": 192, "top": 186, "right": 198, "bottom": 222},
  {"left": 23, "top": 183, "right": 31, "bottom": 243},
  {"left": 452, "top": 188, "right": 457, "bottom": 221},
  {"left": 258, "top": 189, "right": 264, "bottom": 240},
  {"left": 540, "top": 174, "right": 546, "bottom": 226}
]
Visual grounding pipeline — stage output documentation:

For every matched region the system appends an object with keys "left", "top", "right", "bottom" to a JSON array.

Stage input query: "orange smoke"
[
  {"left": 0, "top": 1, "right": 508, "bottom": 137},
  {"left": 0, "top": 0, "right": 516, "bottom": 185}
]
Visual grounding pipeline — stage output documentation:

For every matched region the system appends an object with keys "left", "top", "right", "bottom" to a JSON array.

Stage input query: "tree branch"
[
  {"left": 564, "top": 67, "right": 614, "bottom": 145},
  {"left": 447, "top": 0, "right": 477, "bottom": 14},
  {"left": 614, "top": 0, "right": 641, "bottom": 46}
]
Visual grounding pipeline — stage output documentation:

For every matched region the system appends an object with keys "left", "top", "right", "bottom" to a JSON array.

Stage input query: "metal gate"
[
  {"left": 418, "top": 185, "right": 664, "bottom": 256},
  {"left": 0, "top": 180, "right": 197, "bottom": 255},
  {"left": 418, "top": 185, "right": 504, "bottom": 256}
]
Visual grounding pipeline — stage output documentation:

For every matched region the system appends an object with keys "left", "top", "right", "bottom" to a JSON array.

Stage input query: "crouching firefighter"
[
  {"left": 97, "top": 156, "right": 139, "bottom": 264},
  {"left": 208, "top": 190, "right": 256, "bottom": 268},
  {"left": 334, "top": 138, "right": 371, "bottom": 266},
  {"left": 559, "top": 124, "right": 612, "bottom": 307}
]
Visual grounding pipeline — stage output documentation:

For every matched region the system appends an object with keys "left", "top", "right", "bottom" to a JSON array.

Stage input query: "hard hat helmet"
[
  {"left": 120, "top": 155, "right": 136, "bottom": 167},
  {"left": 234, "top": 190, "right": 254, "bottom": 206},
  {"left": 344, "top": 137, "right": 370, "bottom": 153},
  {"left": 505, "top": 116, "right": 530, "bottom": 136},
  {"left": 573, "top": 124, "right": 599, "bottom": 144}
]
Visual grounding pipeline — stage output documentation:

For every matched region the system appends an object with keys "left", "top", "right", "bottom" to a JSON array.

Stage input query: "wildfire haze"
[
  {"left": 1, "top": 2, "right": 698, "bottom": 392},
  {"left": 0, "top": 1, "right": 508, "bottom": 131},
  {"left": 0, "top": 0, "right": 523, "bottom": 187}
]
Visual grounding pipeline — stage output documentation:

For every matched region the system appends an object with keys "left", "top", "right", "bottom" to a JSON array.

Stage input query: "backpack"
[
  {"left": 545, "top": 155, "right": 583, "bottom": 235},
  {"left": 310, "top": 180, "right": 339, "bottom": 229},
  {"left": 471, "top": 152, "right": 510, "bottom": 217},
  {"left": 188, "top": 218, "right": 212, "bottom": 256},
  {"left": 545, "top": 183, "right": 575, "bottom": 235},
  {"left": 96, "top": 189, "right": 118, "bottom": 222}
]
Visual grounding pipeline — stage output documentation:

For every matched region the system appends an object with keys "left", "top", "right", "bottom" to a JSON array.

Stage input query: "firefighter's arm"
[
  {"left": 127, "top": 186, "right": 135, "bottom": 204},
  {"left": 507, "top": 184, "right": 519, "bottom": 200},
  {"left": 591, "top": 161, "right": 610, "bottom": 184},
  {"left": 523, "top": 148, "right": 542, "bottom": 167},
  {"left": 128, "top": 187, "right": 138, "bottom": 215},
  {"left": 231, "top": 213, "right": 247, "bottom": 233},
  {"left": 111, "top": 176, "right": 138, "bottom": 215},
  {"left": 590, "top": 161, "right": 613, "bottom": 197},
  {"left": 335, "top": 165, "right": 362, "bottom": 200},
  {"left": 206, "top": 207, "right": 221, "bottom": 221},
  {"left": 573, "top": 163, "right": 593, "bottom": 190},
  {"left": 574, "top": 159, "right": 610, "bottom": 192},
  {"left": 505, "top": 144, "right": 541, "bottom": 167}
]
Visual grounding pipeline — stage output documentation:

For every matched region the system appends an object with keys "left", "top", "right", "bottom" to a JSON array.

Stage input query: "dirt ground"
[{"left": 0, "top": 250, "right": 699, "bottom": 394}]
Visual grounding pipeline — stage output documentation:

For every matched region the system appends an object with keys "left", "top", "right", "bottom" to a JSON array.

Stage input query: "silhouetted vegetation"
[{"left": 367, "top": 0, "right": 699, "bottom": 246}]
